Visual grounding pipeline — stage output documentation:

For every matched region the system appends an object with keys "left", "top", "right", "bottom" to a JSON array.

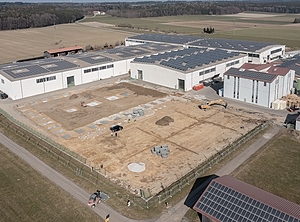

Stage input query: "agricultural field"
[
  {"left": 232, "top": 131, "right": 300, "bottom": 205},
  {"left": 0, "top": 23, "right": 133, "bottom": 64},
  {"left": 15, "top": 81, "right": 264, "bottom": 196},
  {"left": 0, "top": 143, "right": 101, "bottom": 222},
  {"left": 83, "top": 12, "right": 300, "bottom": 48},
  {"left": 1, "top": 12, "right": 299, "bottom": 64}
]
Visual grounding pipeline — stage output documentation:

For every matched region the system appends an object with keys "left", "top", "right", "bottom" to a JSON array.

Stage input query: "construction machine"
[{"left": 198, "top": 99, "right": 228, "bottom": 110}]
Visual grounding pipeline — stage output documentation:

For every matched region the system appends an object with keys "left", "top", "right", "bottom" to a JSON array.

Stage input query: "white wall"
[
  {"left": 125, "top": 39, "right": 146, "bottom": 46},
  {"left": 130, "top": 63, "right": 187, "bottom": 90},
  {"left": 44, "top": 73, "right": 63, "bottom": 93},
  {"left": 21, "top": 78, "right": 45, "bottom": 98},
  {"left": 224, "top": 75, "right": 272, "bottom": 107},
  {"left": 0, "top": 74, "right": 14, "bottom": 98}
]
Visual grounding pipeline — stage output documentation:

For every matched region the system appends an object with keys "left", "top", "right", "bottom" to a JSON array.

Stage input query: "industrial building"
[
  {"left": 0, "top": 43, "right": 177, "bottom": 100},
  {"left": 130, "top": 47, "right": 247, "bottom": 91},
  {"left": 0, "top": 33, "right": 288, "bottom": 100},
  {"left": 125, "top": 34, "right": 285, "bottom": 64},
  {"left": 223, "top": 63, "right": 295, "bottom": 108},
  {"left": 193, "top": 175, "right": 300, "bottom": 222}
]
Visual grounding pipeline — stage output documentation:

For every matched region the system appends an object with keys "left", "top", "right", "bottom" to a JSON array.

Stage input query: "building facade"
[
  {"left": 223, "top": 64, "right": 295, "bottom": 108},
  {"left": 130, "top": 48, "right": 248, "bottom": 91}
]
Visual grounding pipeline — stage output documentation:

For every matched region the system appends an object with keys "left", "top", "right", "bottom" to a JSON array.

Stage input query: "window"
[
  {"left": 84, "top": 69, "right": 91, "bottom": 73},
  {"left": 255, "top": 80, "right": 259, "bottom": 103},
  {"left": 233, "top": 77, "right": 236, "bottom": 98},
  {"left": 252, "top": 80, "right": 255, "bottom": 102},
  {"left": 99, "top": 66, "right": 106, "bottom": 70},
  {"left": 107, "top": 64, "right": 114, "bottom": 68},
  {"left": 1, "top": 79, "right": 4, "bottom": 84},
  {"left": 264, "top": 82, "right": 267, "bottom": 86},
  {"left": 92, "top": 67, "right": 98, "bottom": 72},
  {"left": 237, "top": 77, "right": 240, "bottom": 99},
  {"left": 271, "top": 48, "right": 282, "bottom": 54},
  {"left": 199, "top": 71, "right": 204, "bottom": 76},
  {"left": 227, "top": 75, "right": 230, "bottom": 79},
  {"left": 36, "top": 75, "right": 56, "bottom": 84},
  {"left": 248, "top": 53, "right": 259, "bottom": 58}
]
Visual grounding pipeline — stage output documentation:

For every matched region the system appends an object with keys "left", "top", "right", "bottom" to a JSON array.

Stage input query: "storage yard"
[{"left": 15, "top": 81, "right": 263, "bottom": 196}]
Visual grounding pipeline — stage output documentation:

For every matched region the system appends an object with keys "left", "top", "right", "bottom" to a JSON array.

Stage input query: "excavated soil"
[{"left": 16, "top": 81, "right": 264, "bottom": 196}]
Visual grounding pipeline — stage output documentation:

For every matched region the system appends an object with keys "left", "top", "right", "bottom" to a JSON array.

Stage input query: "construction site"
[{"left": 14, "top": 81, "right": 264, "bottom": 196}]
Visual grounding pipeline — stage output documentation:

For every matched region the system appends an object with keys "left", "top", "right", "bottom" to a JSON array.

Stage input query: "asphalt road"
[{"left": 0, "top": 132, "right": 148, "bottom": 222}]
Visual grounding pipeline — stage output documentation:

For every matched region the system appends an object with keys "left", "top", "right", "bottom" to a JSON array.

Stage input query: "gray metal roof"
[
  {"left": 189, "top": 38, "right": 273, "bottom": 53},
  {"left": 225, "top": 68, "right": 277, "bottom": 83},
  {"left": 127, "top": 34, "right": 276, "bottom": 53},
  {"left": 0, "top": 59, "right": 78, "bottom": 79},
  {"left": 127, "top": 34, "right": 200, "bottom": 45},
  {"left": 279, "top": 55, "right": 300, "bottom": 75},
  {"left": 134, "top": 48, "right": 241, "bottom": 72},
  {"left": 194, "top": 175, "right": 300, "bottom": 222}
]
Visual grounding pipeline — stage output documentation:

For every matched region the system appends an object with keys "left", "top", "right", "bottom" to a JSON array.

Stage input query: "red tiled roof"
[
  {"left": 241, "top": 63, "right": 290, "bottom": 76},
  {"left": 45, "top": 46, "right": 83, "bottom": 54},
  {"left": 267, "top": 66, "right": 290, "bottom": 76}
]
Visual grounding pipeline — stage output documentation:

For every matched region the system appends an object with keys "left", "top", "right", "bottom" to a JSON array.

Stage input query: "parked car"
[{"left": 0, "top": 92, "right": 8, "bottom": 99}]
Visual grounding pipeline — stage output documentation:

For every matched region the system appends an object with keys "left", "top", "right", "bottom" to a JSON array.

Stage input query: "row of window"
[
  {"left": 226, "top": 60, "right": 240, "bottom": 67},
  {"left": 199, "top": 67, "right": 216, "bottom": 76},
  {"left": 271, "top": 48, "right": 282, "bottom": 54},
  {"left": 36, "top": 76, "right": 56, "bottom": 84},
  {"left": 84, "top": 64, "right": 114, "bottom": 74},
  {"left": 248, "top": 53, "right": 259, "bottom": 58}
]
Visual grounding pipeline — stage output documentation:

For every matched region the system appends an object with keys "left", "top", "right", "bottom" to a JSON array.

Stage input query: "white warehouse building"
[
  {"left": 0, "top": 43, "right": 177, "bottom": 100},
  {"left": 0, "top": 33, "right": 287, "bottom": 100},
  {"left": 130, "top": 47, "right": 248, "bottom": 91},
  {"left": 126, "top": 34, "right": 285, "bottom": 64},
  {"left": 223, "top": 64, "right": 295, "bottom": 108}
]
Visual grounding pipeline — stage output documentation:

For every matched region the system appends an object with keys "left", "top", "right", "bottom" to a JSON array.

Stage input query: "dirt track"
[{"left": 16, "top": 81, "right": 263, "bottom": 196}]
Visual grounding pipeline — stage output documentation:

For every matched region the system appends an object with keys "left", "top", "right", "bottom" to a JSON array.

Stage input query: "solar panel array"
[
  {"left": 279, "top": 55, "right": 300, "bottom": 74},
  {"left": 134, "top": 48, "right": 241, "bottom": 72},
  {"left": 194, "top": 181, "right": 300, "bottom": 222},
  {"left": 2, "top": 59, "right": 78, "bottom": 79},
  {"left": 128, "top": 33, "right": 200, "bottom": 44},
  {"left": 4, "top": 65, "right": 49, "bottom": 79},
  {"left": 189, "top": 38, "right": 273, "bottom": 52},
  {"left": 77, "top": 55, "right": 112, "bottom": 64},
  {"left": 227, "top": 68, "right": 277, "bottom": 83}
]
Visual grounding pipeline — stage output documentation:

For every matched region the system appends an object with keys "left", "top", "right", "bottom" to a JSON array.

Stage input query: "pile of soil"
[
  {"left": 155, "top": 116, "right": 174, "bottom": 126},
  {"left": 69, "top": 94, "right": 78, "bottom": 99}
]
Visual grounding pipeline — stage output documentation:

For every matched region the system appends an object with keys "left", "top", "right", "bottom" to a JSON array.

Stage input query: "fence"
[
  {"left": 0, "top": 107, "right": 268, "bottom": 209},
  {"left": 145, "top": 121, "right": 269, "bottom": 207}
]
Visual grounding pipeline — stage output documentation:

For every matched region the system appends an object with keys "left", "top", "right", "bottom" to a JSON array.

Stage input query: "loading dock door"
[
  {"left": 178, "top": 79, "right": 185, "bottom": 90},
  {"left": 67, "top": 76, "right": 75, "bottom": 87},
  {"left": 138, "top": 70, "right": 143, "bottom": 80}
]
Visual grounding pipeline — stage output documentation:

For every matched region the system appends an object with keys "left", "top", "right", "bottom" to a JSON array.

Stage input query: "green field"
[
  {"left": 233, "top": 133, "right": 300, "bottom": 204},
  {"left": 0, "top": 144, "right": 102, "bottom": 222}
]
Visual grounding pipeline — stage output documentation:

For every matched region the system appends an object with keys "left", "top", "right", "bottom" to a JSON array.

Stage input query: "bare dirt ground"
[{"left": 15, "top": 81, "right": 263, "bottom": 196}]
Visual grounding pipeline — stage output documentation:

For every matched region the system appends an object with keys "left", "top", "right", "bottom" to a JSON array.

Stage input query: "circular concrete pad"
[{"left": 127, "top": 162, "right": 146, "bottom": 173}]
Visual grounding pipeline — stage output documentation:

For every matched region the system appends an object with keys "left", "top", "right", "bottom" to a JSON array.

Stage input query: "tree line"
[{"left": 0, "top": 1, "right": 300, "bottom": 31}]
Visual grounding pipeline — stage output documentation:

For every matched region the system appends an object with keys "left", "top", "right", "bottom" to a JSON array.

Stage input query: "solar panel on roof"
[{"left": 194, "top": 181, "right": 300, "bottom": 222}]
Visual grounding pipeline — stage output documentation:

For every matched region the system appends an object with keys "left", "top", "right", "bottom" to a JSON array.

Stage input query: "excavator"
[{"left": 198, "top": 99, "right": 228, "bottom": 110}]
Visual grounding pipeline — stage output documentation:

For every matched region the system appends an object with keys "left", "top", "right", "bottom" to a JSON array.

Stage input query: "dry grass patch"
[
  {"left": 233, "top": 131, "right": 300, "bottom": 204},
  {"left": 0, "top": 144, "right": 102, "bottom": 222}
]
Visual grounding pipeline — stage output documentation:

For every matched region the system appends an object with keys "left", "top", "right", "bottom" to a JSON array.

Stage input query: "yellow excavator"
[{"left": 198, "top": 99, "right": 228, "bottom": 110}]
